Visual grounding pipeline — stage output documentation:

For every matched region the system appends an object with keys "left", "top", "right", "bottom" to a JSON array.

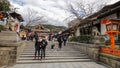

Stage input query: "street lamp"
[
  {"left": 101, "top": 18, "right": 120, "bottom": 56},
  {"left": 102, "top": 18, "right": 120, "bottom": 49},
  {"left": 112, "top": 24, "right": 118, "bottom": 30},
  {"left": 106, "top": 21, "right": 119, "bottom": 31}
]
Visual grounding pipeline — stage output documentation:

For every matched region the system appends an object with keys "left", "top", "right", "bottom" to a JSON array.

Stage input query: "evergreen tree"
[{"left": 0, "top": 1, "right": 10, "bottom": 11}]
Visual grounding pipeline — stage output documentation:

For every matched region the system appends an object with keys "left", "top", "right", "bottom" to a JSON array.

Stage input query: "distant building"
[
  {"left": 32, "top": 24, "right": 50, "bottom": 32},
  {"left": 31, "top": 24, "right": 50, "bottom": 39}
]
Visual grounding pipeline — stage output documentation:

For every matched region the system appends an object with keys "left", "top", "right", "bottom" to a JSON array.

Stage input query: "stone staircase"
[
  {"left": 16, "top": 42, "right": 92, "bottom": 64},
  {"left": 7, "top": 42, "right": 109, "bottom": 68}
]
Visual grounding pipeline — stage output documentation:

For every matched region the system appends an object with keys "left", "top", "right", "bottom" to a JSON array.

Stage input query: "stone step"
[
  {"left": 24, "top": 45, "right": 74, "bottom": 47},
  {"left": 20, "top": 53, "right": 86, "bottom": 57},
  {"left": 23, "top": 49, "right": 77, "bottom": 51},
  {"left": 23, "top": 50, "right": 82, "bottom": 52},
  {"left": 17, "top": 59, "right": 92, "bottom": 64},
  {"left": 22, "top": 51, "right": 83, "bottom": 53},
  {"left": 21, "top": 51, "right": 84, "bottom": 54},
  {"left": 18, "top": 56, "right": 89, "bottom": 60},
  {"left": 19, "top": 54, "right": 87, "bottom": 57},
  {"left": 20, "top": 53, "right": 85, "bottom": 56}
]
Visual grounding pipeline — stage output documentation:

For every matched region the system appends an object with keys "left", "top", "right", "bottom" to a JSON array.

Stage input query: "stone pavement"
[{"left": 7, "top": 41, "right": 108, "bottom": 68}]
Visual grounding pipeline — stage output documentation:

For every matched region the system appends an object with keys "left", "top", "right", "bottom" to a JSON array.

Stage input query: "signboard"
[{"left": 20, "top": 31, "right": 26, "bottom": 37}]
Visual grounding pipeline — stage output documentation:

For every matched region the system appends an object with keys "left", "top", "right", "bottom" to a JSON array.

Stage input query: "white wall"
[
  {"left": 75, "top": 27, "right": 80, "bottom": 36},
  {"left": 101, "top": 24, "right": 106, "bottom": 35}
]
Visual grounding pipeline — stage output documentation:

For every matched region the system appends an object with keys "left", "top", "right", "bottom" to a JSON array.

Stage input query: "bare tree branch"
[
  {"left": 64, "top": 0, "right": 106, "bottom": 22},
  {"left": 25, "top": 8, "right": 44, "bottom": 26}
]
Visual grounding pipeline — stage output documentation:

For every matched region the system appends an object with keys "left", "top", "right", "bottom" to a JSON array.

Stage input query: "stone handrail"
[
  {"left": 67, "top": 42, "right": 100, "bottom": 62},
  {"left": 67, "top": 42, "right": 120, "bottom": 68}
]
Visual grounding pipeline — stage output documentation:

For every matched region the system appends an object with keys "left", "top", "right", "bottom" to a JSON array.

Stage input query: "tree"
[
  {"left": 65, "top": 0, "right": 106, "bottom": 21},
  {"left": 0, "top": 0, "right": 10, "bottom": 11},
  {"left": 24, "top": 8, "right": 43, "bottom": 26}
]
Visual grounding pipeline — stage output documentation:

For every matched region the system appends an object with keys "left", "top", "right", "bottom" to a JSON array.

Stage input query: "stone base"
[
  {"left": 0, "top": 31, "right": 26, "bottom": 67},
  {"left": 0, "top": 41, "right": 26, "bottom": 67},
  {"left": 100, "top": 53, "right": 120, "bottom": 68}
]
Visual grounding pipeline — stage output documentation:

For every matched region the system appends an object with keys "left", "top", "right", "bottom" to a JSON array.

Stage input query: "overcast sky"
[{"left": 10, "top": 0, "right": 120, "bottom": 27}]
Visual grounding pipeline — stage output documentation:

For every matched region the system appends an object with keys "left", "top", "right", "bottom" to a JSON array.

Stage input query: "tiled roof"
[{"left": 9, "top": 12, "right": 24, "bottom": 22}]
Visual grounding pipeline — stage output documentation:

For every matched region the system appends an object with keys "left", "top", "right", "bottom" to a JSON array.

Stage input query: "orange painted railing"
[{"left": 101, "top": 47, "right": 120, "bottom": 56}]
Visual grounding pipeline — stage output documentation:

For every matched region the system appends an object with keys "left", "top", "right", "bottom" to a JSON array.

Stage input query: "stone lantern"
[{"left": 101, "top": 18, "right": 120, "bottom": 56}]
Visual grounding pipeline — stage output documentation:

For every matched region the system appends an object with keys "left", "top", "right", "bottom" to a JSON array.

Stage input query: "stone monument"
[{"left": 0, "top": 12, "right": 25, "bottom": 67}]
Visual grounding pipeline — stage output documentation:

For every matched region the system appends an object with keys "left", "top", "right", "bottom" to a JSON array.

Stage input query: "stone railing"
[
  {"left": 99, "top": 50, "right": 120, "bottom": 68},
  {"left": 67, "top": 42, "right": 120, "bottom": 68},
  {"left": 67, "top": 42, "right": 100, "bottom": 62},
  {"left": 0, "top": 41, "right": 26, "bottom": 67}
]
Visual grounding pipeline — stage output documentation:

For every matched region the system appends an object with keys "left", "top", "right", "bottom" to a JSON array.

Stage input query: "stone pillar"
[{"left": 0, "top": 31, "right": 26, "bottom": 67}]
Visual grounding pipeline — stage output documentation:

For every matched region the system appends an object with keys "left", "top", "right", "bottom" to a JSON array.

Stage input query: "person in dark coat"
[
  {"left": 62, "top": 34, "right": 68, "bottom": 46},
  {"left": 57, "top": 34, "right": 63, "bottom": 49},
  {"left": 41, "top": 37, "right": 48, "bottom": 59},
  {"left": 34, "top": 40, "right": 41, "bottom": 59},
  {"left": 34, "top": 32, "right": 39, "bottom": 41},
  {"left": 34, "top": 32, "right": 40, "bottom": 59}
]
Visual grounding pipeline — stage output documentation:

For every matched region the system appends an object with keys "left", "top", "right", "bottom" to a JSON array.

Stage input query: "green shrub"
[
  {"left": 69, "top": 36, "right": 78, "bottom": 42},
  {"left": 118, "top": 34, "right": 120, "bottom": 42},
  {"left": 0, "top": 25, "right": 5, "bottom": 32},
  {"left": 70, "top": 35, "right": 94, "bottom": 43},
  {"left": 78, "top": 35, "right": 94, "bottom": 43}
]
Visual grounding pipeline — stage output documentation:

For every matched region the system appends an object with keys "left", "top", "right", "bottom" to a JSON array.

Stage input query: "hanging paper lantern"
[
  {"left": 14, "top": 23, "right": 19, "bottom": 31},
  {"left": 0, "top": 13, "right": 3, "bottom": 19}
]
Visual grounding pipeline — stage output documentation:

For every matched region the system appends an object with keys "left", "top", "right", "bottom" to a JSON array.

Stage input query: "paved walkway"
[{"left": 8, "top": 41, "right": 108, "bottom": 68}]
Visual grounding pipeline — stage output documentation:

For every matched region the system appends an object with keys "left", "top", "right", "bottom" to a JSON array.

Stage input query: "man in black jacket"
[{"left": 57, "top": 34, "right": 63, "bottom": 49}]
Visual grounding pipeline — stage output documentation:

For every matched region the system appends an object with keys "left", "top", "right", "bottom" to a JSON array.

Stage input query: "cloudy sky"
[{"left": 10, "top": 0, "right": 120, "bottom": 27}]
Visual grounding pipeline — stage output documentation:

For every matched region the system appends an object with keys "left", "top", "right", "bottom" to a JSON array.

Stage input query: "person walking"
[
  {"left": 34, "top": 32, "right": 39, "bottom": 41},
  {"left": 41, "top": 37, "right": 48, "bottom": 59},
  {"left": 48, "top": 33, "right": 54, "bottom": 49},
  {"left": 62, "top": 34, "right": 68, "bottom": 46},
  {"left": 57, "top": 34, "right": 63, "bottom": 49}
]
